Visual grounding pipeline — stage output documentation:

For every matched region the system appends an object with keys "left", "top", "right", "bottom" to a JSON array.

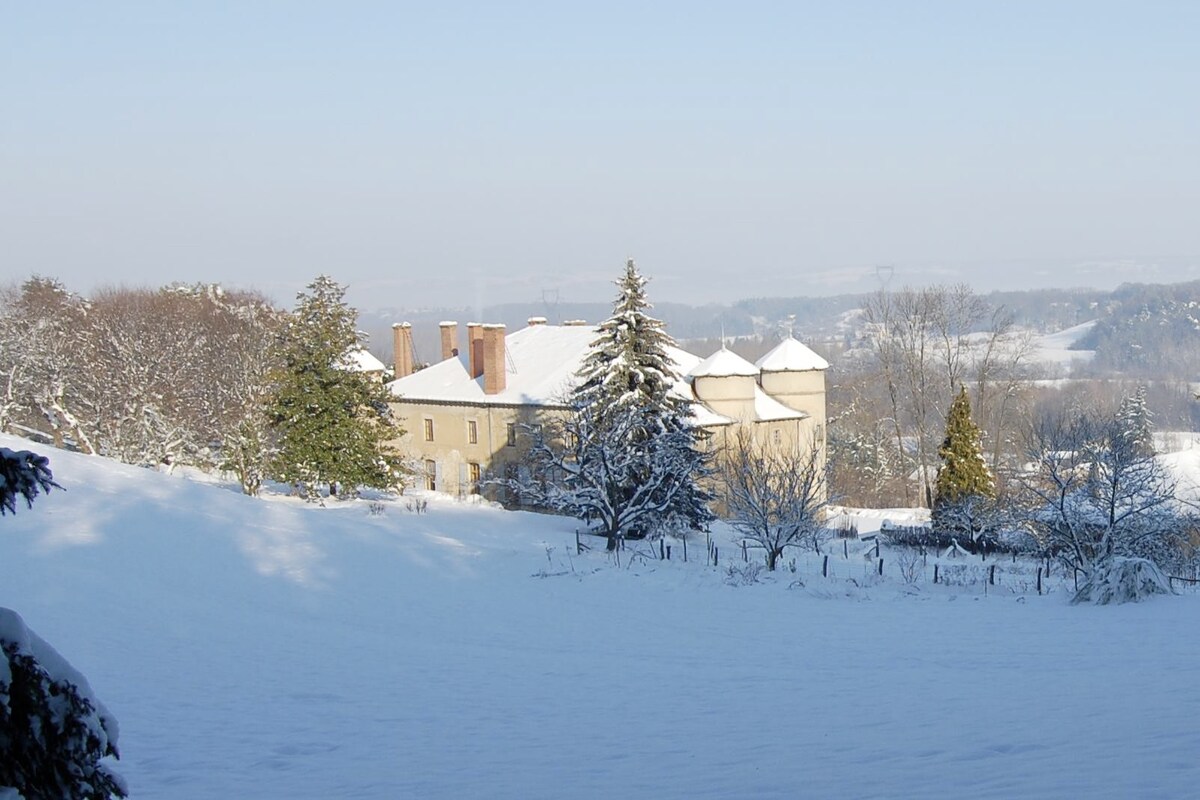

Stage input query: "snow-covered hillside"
[
  {"left": 1028, "top": 320, "right": 1096, "bottom": 371},
  {"left": 2, "top": 435, "right": 1199, "bottom": 799}
]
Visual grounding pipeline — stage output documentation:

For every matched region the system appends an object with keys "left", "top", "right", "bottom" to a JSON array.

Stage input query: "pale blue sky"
[{"left": 3, "top": 1, "right": 1198, "bottom": 311}]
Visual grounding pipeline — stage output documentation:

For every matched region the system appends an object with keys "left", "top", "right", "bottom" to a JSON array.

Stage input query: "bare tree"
[
  {"left": 720, "top": 429, "right": 832, "bottom": 571},
  {"left": 862, "top": 283, "right": 1031, "bottom": 506},
  {"left": 0, "top": 277, "right": 94, "bottom": 451},
  {"left": 1017, "top": 405, "right": 1182, "bottom": 575}
]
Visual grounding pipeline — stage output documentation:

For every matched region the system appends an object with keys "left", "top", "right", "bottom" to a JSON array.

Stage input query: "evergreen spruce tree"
[
  {"left": 1116, "top": 385, "right": 1154, "bottom": 457},
  {"left": 932, "top": 387, "right": 995, "bottom": 545},
  {"left": 521, "top": 259, "right": 712, "bottom": 550},
  {"left": 267, "top": 276, "right": 403, "bottom": 501},
  {"left": 1, "top": 453, "right": 126, "bottom": 799}
]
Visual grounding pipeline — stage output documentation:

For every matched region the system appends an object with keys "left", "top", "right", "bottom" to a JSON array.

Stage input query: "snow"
[
  {"left": 755, "top": 336, "right": 830, "bottom": 372},
  {"left": 1028, "top": 320, "right": 1096, "bottom": 369},
  {"left": 688, "top": 347, "right": 760, "bottom": 378},
  {"left": 751, "top": 388, "right": 808, "bottom": 422},
  {"left": 1073, "top": 557, "right": 1174, "bottom": 605},
  {"left": 3, "top": 433, "right": 1200, "bottom": 798},
  {"left": 340, "top": 347, "right": 387, "bottom": 374},
  {"left": 0, "top": 608, "right": 118, "bottom": 746}
]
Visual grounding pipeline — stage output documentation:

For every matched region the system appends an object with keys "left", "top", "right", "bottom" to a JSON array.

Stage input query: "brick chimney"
[
  {"left": 527, "top": 316, "right": 547, "bottom": 327},
  {"left": 439, "top": 321, "right": 458, "bottom": 360},
  {"left": 467, "top": 323, "right": 484, "bottom": 378},
  {"left": 392, "top": 323, "right": 414, "bottom": 378},
  {"left": 482, "top": 324, "right": 506, "bottom": 395}
]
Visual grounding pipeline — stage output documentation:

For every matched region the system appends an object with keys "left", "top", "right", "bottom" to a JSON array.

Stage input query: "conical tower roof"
[
  {"left": 755, "top": 336, "right": 829, "bottom": 372},
  {"left": 689, "top": 347, "right": 759, "bottom": 378}
]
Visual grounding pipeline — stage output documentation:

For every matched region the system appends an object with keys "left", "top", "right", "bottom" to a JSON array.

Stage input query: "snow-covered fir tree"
[
  {"left": 267, "top": 276, "right": 404, "bottom": 501},
  {"left": 1116, "top": 385, "right": 1154, "bottom": 457},
  {"left": 521, "top": 259, "right": 713, "bottom": 549},
  {"left": 0, "top": 452, "right": 125, "bottom": 799},
  {"left": 1020, "top": 406, "right": 1181, "bottom": 575},
  {"left": 0, "top": 447, "right": 59, "bottom": 516}
]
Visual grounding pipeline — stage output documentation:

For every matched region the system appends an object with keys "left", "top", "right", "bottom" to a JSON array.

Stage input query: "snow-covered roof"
[
  {"left": 753, "top": 388, "right": 808, "bottom": 422},
  {"left": 688, "top": 348, "right": 760, "bottom": 378},
  {"left": 755, "top": 337, "right": 829, "bottom": 372},
  {"left": 387, "top": 323, "right": 735, "bottom": 427},
  {"left": 342, "top": 348, "right": 387, "bottom": 373}
]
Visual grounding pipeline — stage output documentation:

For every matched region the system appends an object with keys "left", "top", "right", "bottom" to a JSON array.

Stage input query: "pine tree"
[
  {"left": 267, "top": 276, "right": 403, "bottom": 500},
  {"left": 576, "top": 259, "right": 682, "bottom": 420},
  {"left": 524, "top": 259, "right": 712, "bottom": 549},
  {"left": 1116, "top": 385, "right": 1154, "bottom": 457},
  {"left": 0, "top": 447, "right": 59, "bottom": 515},
  {"left": 932, "top": 387, "right": 995, "bottom": 543}
]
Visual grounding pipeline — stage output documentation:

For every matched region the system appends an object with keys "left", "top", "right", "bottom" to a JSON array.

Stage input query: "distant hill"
[
  {"left": 360, "top": 279, "right": 1200, "bottom": 379},
  {"left": 1074, "top": 279, "right": 1200, "bottom": 377}
]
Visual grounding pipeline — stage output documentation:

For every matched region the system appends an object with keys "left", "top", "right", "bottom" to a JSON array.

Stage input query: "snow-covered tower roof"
[
  {"left": 755, "top": 337, "right": 829, "bottom": 372},
  {"left": 754, "top": 337, "right": 827, "bottom": 422},
  {"left": 688, "top": 347, "right": 760, "bottom": 378}
]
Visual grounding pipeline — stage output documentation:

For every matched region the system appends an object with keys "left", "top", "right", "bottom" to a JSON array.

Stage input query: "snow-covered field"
[
  {"left": 3, "top": 435, "right": 1200, "bottom": 799},
  {"left": 1028, "top": 320, "right": 1096, "bottom": 371}
]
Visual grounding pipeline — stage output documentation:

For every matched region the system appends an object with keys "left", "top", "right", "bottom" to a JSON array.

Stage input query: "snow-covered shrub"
[
  {"left": 724, "top": 562, "right": 763, "bottom": 586},
  {"left": 895, "top": 549, "right": 924, "bottom": 585},
  {"left": 0, "top": 608, "right": 125, "bottom": 799},
  {"left": 1071, "top": 557, "right": 1174, "bottom": 605}
]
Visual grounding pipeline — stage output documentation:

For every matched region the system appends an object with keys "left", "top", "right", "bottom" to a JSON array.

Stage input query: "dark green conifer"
[
  {"left": 935, "top": 387, "right": 994, "bottom": 504},
  {"left": 267, "top": 275, "right": 403, "bottom": 500}
]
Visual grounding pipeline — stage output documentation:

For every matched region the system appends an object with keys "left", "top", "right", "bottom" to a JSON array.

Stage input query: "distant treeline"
[{"left": 1073, "top": 279, "right": 1200, "bottom": 377}]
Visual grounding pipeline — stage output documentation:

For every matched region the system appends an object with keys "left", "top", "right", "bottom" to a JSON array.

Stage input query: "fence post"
[
  {"left": 874, "top": 540, "right": 880, "bottom": 559},
  {"left": 576, "top": 531, "right": 581, "bottom": 555},
  {"left": 822, "top": 555, "right": 829, "bottom": 578},
  {"left": 877, "top": 558, "right": 884, "bottom": 576},
  {"left": 660, "top": 539, "right": 665, "bottom": 560},
  {"left": 844, "top": 539, "right": 848, "bottom": 559},
  {"left": 742, "top": 541, "right": 748, "bottom": 562},
  {"left": 666, "top": 545, "right": 671, "bottom": 561},
  {"left": 934, "top": 563, "right": 939, "bottom": 584},
  {"left": 988, "top": 564, "right": 995, "bottom": 585},
  {"left": 1037, "top": 567, "right": 1042, "bottom": 595},
  {"left": 714, "top": 546, "right": 719, "bottom": 567},
  {"left": 683, "top": 537, "right": 688, "bottom": 562}
]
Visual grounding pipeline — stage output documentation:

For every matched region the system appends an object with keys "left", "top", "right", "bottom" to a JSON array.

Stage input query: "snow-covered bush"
[
  {"left": 1071, "top": 557, "right": 1175, "bottom": 605},
  {"left": 723, "top": 562, "right": 763, "bottom": 586},
  {"left": 0, "top": 608, "right": 125, "bottom": 799}
]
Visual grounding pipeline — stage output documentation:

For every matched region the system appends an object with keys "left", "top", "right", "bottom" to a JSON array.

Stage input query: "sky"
[{"left": 3, "top": 1, "right": 1199, "bottom": 312}]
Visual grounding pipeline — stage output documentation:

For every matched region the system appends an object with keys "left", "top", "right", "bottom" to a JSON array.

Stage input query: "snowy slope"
[
  {"left": 2, "top": 435, "right": 1200, "bottom": 799},
  {"left": 1029, "top": 320, "right": 1097, "bottom": 370}
]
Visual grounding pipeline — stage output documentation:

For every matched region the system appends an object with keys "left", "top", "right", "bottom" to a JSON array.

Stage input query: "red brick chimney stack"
[
  {"left": 482, "top": 324, "right": 507, "bottom": 395},
  {"left": 392, "top": 323, "right": 414, "bottom": 379},
  {"left": 467, "top": 323, "right": 484, "bottom": 378},
  {"left": 440, "top": 321, "right": 458, "bottom": 360}
]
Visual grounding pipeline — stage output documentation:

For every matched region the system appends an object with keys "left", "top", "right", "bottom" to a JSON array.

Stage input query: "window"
[
  {"left": 423, "top": 418, "right": 434, "bottom": 442},
  {"left": 468, "top": 462, "right": 481, "bottom": 493},
  {"left": 467, "top": 419, "right": 478, "bottom": 445},
  {"left": 424, "top": 459, "right": 436, "bottom": 491},
  {"left": 506, "top": 423, "right": 517, "bottom": 447}
]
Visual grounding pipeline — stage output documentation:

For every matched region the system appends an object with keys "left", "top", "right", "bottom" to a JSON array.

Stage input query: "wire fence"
[{"left": 575, "top": 526, "right": 1200, "bottom": 597}]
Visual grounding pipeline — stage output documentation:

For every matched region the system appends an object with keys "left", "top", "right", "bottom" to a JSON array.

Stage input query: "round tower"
[
  {"left": 755, "top": 337, "right": 829, "bottom": 427},
  {"left": 689, "top": 348, "right": 759, "bottom": 421}
]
